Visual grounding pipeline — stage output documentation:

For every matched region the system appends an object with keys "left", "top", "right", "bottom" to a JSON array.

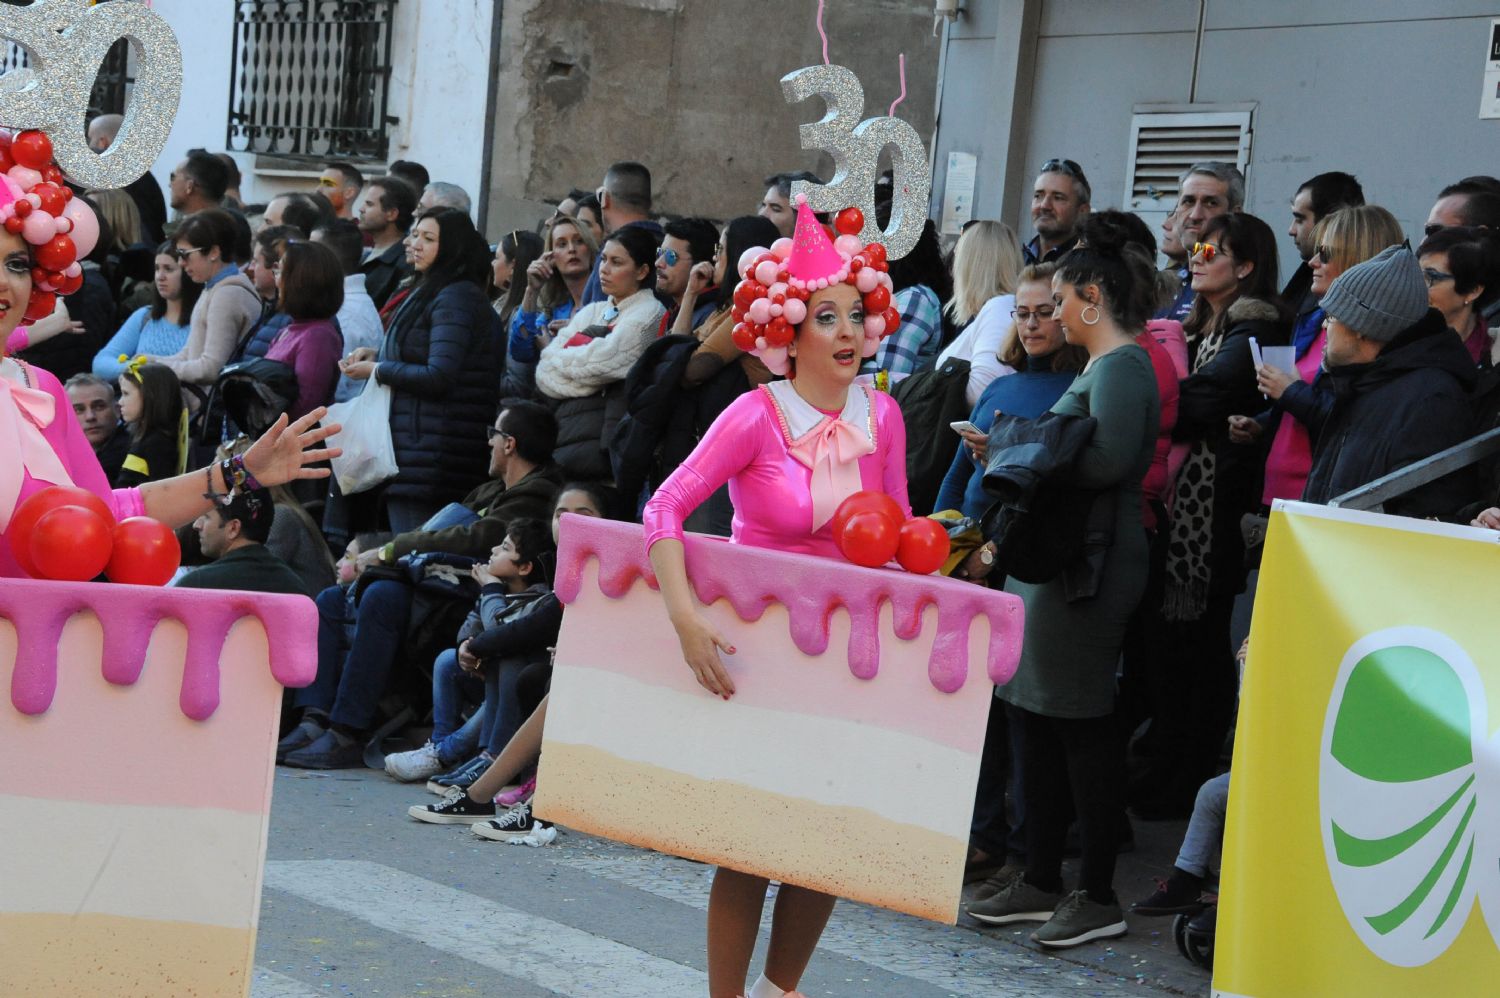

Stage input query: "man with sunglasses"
[
  {"left": 1283, "top": 171, "right": 1365, "bottom": 325},
  {"left": 656, "top": 217, "right": 720, "bottom": 331},
  {"left": 1024, "top": 158, "right": 1091, "bottom": 265},
  {"left": 1425, "top": 179, "right": 1500, "bottom": 331}
]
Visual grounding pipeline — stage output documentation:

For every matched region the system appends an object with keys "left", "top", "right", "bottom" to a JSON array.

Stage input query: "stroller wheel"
[{"left": 1173, "top": 906, "right": 1216, "bottom": 970}]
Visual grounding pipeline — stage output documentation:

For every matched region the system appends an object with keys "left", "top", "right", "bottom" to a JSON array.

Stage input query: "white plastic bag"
[{"left": 324, "top": 377, "right": 397, "bottom": 495}]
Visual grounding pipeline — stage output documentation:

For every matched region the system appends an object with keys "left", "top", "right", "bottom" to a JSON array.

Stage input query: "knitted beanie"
[{"left": 1319, "top": 244, "right": 1429, "bottom": 343}]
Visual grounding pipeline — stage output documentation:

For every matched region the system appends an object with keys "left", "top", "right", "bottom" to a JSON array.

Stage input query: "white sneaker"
[{"left": 384, "top": 741, "right": 445, "bottom": 782}]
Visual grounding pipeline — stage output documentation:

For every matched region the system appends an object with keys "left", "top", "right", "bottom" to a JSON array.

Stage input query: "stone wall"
[{"left": 484, "top": 0, "right": 941, "bottom": 234}]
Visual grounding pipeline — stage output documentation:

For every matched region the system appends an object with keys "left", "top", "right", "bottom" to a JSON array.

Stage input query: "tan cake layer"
[
  {"left": 0, "top": 912, "right": 254, "bottom": 997},
  {"left": 535, "top": 742, "right": 965, "bottom": 923}
]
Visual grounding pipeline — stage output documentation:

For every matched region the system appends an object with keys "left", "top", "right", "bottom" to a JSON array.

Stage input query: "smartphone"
[{"left": 949, "top": 420, "right": 982, "bottom": 435}]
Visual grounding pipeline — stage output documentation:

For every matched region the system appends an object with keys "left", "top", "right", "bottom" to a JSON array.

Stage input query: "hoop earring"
[{"left": 1081, "top": 304, "right": 1102, "bottom": 326}]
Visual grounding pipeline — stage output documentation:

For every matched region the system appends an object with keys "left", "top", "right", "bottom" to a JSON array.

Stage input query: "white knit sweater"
[{"left": 534, "top": 288, "right": 666, "bottom": 399}]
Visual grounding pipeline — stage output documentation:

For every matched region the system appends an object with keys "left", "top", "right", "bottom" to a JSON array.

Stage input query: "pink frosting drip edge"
[
  {"left": 554, "top": 517, "right": 1024, "bottom": 693},
  {"left": 0, "top": 579, "right": 318, "bottom": 721}
]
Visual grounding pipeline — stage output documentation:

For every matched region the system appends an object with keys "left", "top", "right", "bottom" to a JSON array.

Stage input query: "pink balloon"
[
  {"left": 762, "top": 346, "right": 790, "bottom": 376},
  {"left": 7, "top": 165, "right": 41, "bottom": 191},
  {"left": 834, "top": 234, "right": 862, "bottom": 257},
  {"left": 770, "top": 237, "right": 794, "bottom": 260},
  {"left": 63, "top": 262, "right": 80, "bottom": 279},
  {"left": 754, "top": 259, "right": 781, "bottom": 286},
  {"left": 769, "top": 303, "right": 784, "bottom": 318},
  {"left": 861, "top": 336, "right": 880, "bottom": 359},
  {"left": 856, "top": 268, "right": 880, "bottom": 294},
  {"left": 61, "top": 198, "right": 99, "bottom": 259},
  {"left": 54, "top": 215, "right": 72, "bottom": 234},
  {"left": 738, "top": 246, "right": 768, "bottom": 280},
  {"left": 767, "top": 281, "right": 788, "bottom": 301},
  {"left": 863, "top": 315, "right": 887, "bottom": 338},
  {"left": 21, "top": 210, "right": 56, "bottom": 244},
  {"left": 746, "top": 298, "right": 773, "bottom": 325},
  {"left": 782, "top": 298, "right": 807, "bottom": 325}
]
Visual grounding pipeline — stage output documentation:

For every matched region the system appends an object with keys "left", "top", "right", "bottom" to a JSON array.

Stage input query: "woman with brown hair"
[
  {"left": 265, "top": 238, "right": 345, "bottom": 420},
  {"left": 504, "top": 215, "right": 598, "bottom": 397}
]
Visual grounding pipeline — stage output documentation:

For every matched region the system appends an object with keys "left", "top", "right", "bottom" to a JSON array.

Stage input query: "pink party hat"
[{"left": 785, "top": 195, "right": 850, "bottom": 291}]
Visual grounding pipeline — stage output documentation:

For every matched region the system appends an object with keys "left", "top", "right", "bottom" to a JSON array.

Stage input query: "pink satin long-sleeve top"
[
  {"left": 0, "top": 360, "right": 145, "bottom": 577},
  {"left": 642, "top": 382, "right": 911, "bottom": 560}
]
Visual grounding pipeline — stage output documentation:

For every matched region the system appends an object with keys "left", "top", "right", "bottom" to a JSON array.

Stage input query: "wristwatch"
[
  {"left": 978, "top": 546, "right": 995, "bottom": 566},
  {"left": 379, "top": 542, "right": 396, "bottom": 564}
]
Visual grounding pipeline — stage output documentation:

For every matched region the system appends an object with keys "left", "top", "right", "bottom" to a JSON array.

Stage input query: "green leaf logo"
[{"left": 1320, "top": 628, "right": 1489, "bottom": 967}]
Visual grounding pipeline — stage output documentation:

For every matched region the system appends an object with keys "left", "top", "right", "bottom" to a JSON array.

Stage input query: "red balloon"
[
  {"left": 42, "top": 166, "right": 63, "bottom": 185},
  {"left": 834, "top": 206, "right": 865, "bottom": 236},
  {"left": 838, "top": 510, "right": 901, "bottom": 567},
  {"left": 31, "top": 182, "right": 65, "bottom": 216},
  {"left": 29, "top": 505, "right": 113, "bottom": 581},
  {"left": 12, "top": 199, "right": 30, "bottom": 219},
  {"left": 24, "top": 289, "right": 56, "bottom": 322},
  {"left": 732, "top": 279, "right": 759, "bottom": 310},
  {"left": 731, "top": 322, "right": 758, "bottom": 351},
  {"left": 34, "top": 234, "right": 75, "bottom": 272},
  {"left": 865, "top": 243, "right": 888, "bottom": 266},
  {"left": 57, "top": 270, "right": 83, "bottom": 295},
  {"left": 763, "top": 316, "right": 793, "bottom": 348},
  {"left": 863, "top": 284, "right": 891, "bottom": 314},
  {"left": 6, "top": 486, "right": 115, "bottom": 577},
  {"left": 3, "top": 217, "right": 20, "bottom": 235},
  {"left": 882, "top": 306, "right": 901, "bottom": 337},
  {"left": 10, "top": 130, "right": 53, "bottom": 171},
  {"left": 106, "top": 517, "right": 182, "bottom": 587},
  {"left": 830, "top": 490, "right": 903, "bottom": 542},
  {"left": 896, "top": 517, "right": 952, "bottom": 575}
]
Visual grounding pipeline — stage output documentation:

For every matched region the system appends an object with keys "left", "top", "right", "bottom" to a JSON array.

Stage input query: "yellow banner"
[{"left": 1215, "top": 502, "right": 1500, "bottom": 997}]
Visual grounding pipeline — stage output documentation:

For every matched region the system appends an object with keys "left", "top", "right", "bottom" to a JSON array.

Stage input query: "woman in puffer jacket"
[
  {"left": 339, "top": 207, "right": 501, "bottom": 531},
  {"left": 535, "top": 225, "right": 666, "bottom": 480}
]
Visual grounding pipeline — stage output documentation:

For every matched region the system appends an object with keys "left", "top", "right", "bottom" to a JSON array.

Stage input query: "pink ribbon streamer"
[
  {"left": 889, "top": 53, "right": 907, "bottom": 115},
  {"left": 788, "top": 416, "right": 876, "bottom": 531},
  {"left": 816, "top": 0, "right": 830, "bottom": 65}
]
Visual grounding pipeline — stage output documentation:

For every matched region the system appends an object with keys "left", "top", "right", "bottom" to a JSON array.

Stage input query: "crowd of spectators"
[{"left": 39, "top": 114, "right": 1500, "bottom": 953}]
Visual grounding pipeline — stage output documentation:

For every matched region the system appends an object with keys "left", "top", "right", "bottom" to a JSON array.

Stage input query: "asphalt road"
[{"left": 251, "top": 767, "right": 1213, "bottom": 998}]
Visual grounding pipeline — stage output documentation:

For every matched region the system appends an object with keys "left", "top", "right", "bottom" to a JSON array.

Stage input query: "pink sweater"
[
  {"left": 1, "top": 362, "right": 145, "bottom": 577},
  {"left": 265, "top": 318, "right": 343, "bottom": 420},
  {"left": 643, "top": 384, "right": 911, "bottom": 559}
]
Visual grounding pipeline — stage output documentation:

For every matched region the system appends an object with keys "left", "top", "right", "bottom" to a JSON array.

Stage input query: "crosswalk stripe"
[
  {"left": 262, "top": 859, "right": 705, "bottom": 998},
  {"left": 250, "top": 967, "right": 324, "bottom": 998},
  {"left": 544, "top": 848, "right": 1141, "bottom": 996}
]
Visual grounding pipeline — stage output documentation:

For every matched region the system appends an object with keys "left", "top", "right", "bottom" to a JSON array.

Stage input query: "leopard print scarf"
[{"left": 1163, "top": 321, "right": 1230, "bottom": 622}]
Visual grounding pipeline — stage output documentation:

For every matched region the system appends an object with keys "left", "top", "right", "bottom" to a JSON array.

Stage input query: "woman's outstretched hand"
[
  {"left": 670, "top": 609, "right": 737, "bottom": 698},
  {"left": 242, "top": 407, "right": 342, "bottom": 488}
]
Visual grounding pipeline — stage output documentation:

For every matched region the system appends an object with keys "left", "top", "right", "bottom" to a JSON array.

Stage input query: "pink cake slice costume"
[
  {"left": 0, "top": 359, "right": 144, "bottom": 576},
  {"left": 643, "top": 379, "right": 910, "bottom": 559}
]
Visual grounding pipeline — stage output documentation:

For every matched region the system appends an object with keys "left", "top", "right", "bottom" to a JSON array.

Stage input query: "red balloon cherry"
[
  {"left": 882, "top": 306, "right": 901, "bottom": 336},
  {"left": 106, "top": 517, "right": 182, "bottom": 587},
  {"left": 10, "top": 130, "right": 52, "bottom": 171},
  {"left": 34, "top": 234, "right": 75, "bottom": 272},
  {"left": 731, "top": 322, "right": 758, "bottom": 351},
  {"left": 863, "top": 284, "right": 891, "bottom": 313},
  {"left": 838, "top": 510, "right": 901, "bottom": 568},
  {"left": 31, "top": 183, "right": 65, "bottom": 216},
  {"left": 763, "top": 317, "right": 793, "bottom": 348},
  {"left": 830, "top": 490, "right": 903, "bottom": 542},
  {"left": 896, "top": 517, "right": 952, "bottom": 575},
  {"left": 6, "top": 486, "right": 115, "bottom": 577},
  {"left": 834, "top": 206, "right": 865, "bottom": 236},
  {"left": 29, "top": 505, "right": 113, "bottom": 581},
  {"left": 24, "top": 289, "right": 56, "bottom": 322}
]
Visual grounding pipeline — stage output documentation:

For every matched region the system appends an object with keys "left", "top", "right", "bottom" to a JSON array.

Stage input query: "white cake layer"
[
  {"left": 0, "top": 792, "right": 268, "bottom": 928},
  {"left": 546, "top": 666, "right": 981, "bottom": 839}
]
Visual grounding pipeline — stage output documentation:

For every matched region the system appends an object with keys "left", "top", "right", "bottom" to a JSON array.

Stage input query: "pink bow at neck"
[
  {"left": 0, "top": 375, "right": 74, "bottom": 531},
  {"left": 788, "top": 415, "right": 875, "bottom": 532}
]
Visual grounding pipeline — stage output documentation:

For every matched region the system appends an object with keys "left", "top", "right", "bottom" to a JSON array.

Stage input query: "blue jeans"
[
  {"left": 297, "top": 584, "right": 356, "bottom": 713},
  {"left": 1176, "top": 772, "right": 1230, "bottom": 878},
  {"left": 431, "top": 647, "right": 484, "bottom": 764},
  {"left": 323, "top": 578, "right": 414, "bottom": 731},
  {"left": 478, "top": 657, "right": 528, "bottom": 756}
]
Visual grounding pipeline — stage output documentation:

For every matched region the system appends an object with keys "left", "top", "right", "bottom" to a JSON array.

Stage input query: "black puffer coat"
[
  {"left": 1303, "top": 308, "right": 1477, "bottom": 517},
  {"left": 377, "top": 280, "right": 501, "bottom": 504}
]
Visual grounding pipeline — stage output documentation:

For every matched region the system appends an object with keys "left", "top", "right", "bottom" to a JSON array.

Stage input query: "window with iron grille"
[
  {"left": 227, "top": 0, "right": 399, "bottom": 162},
  {"left": 1122, "top": 104, "right": 1255, "bottom": 221}
]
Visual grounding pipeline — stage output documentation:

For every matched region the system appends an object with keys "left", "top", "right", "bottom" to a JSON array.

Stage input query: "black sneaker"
[
  {"left": 1131, "top": 871, "right": 1205, "bottom": 916},
  {"left": 471, "top": 801, "right": 551, "bottom": 841},
  {"left": 426, "top": 754, "right": 491, "bottom": 795},
  {"left": 408, "top": 786, "right": 497, "bottom": 824},
  {"left": 276, "top": 716, "right": 327, "bottom": 763}
]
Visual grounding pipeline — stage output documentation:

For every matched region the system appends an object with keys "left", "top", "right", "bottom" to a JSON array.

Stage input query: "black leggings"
[{"left": 1008, "top": 703, "right": 1125, "bottom": 902}]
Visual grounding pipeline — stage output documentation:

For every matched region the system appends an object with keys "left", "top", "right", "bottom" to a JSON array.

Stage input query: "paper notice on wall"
[
  {"left": 1481, "top": 19, "right": 1500, "bottom": 119},
  {"left": 940, "top": 152, "right": 977, "bottom": 235}
]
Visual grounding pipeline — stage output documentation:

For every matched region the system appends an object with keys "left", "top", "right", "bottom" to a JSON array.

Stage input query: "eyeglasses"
[
  {"left": 1191, "top": 241, "right": 1228, "bottom": 263},
  {"left": 486, "top": 426, "right": 513, "bottom": 443},
  {"left": 1011, "top": 305, "right": 1057, "bottom": 324},
  {"left": 1422, "top": 267, "right": 1455, "bottom": 287},
  {"left": 1424, "top": 223, "right": 1446, "bottom": 238},
  {"left": 174, "top": 246, "right": 206, "bottom": 261},
  {"left": 657, "top": 246, "right": 680, "bottom": 267},
  {"left": 1313, "top": 245, "right": 1334, "bottom": 264},
  {"left": 1041, "top": 158, "right": 1085, "bottom": 180}
]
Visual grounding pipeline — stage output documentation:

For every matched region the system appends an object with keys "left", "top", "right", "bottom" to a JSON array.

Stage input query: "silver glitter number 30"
[
  {"left": 780, "top": 64, "right": 932, "bottom": 260},
  {"left": 0, "top": 0, "right": 182, "bottom": 190}
]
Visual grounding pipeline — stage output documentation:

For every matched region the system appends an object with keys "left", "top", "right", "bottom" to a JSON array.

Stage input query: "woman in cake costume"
[
  {"left": 643, "top": 198, "right": 908, "bottom": 998},
  {"left": 0, "top": 145, "right": 338, "bottom": 578}
]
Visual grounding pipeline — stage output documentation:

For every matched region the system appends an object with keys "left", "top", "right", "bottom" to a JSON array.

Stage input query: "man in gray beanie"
[{"left": 1301, "top": 245, "right": 1477, "bottom": 516}]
